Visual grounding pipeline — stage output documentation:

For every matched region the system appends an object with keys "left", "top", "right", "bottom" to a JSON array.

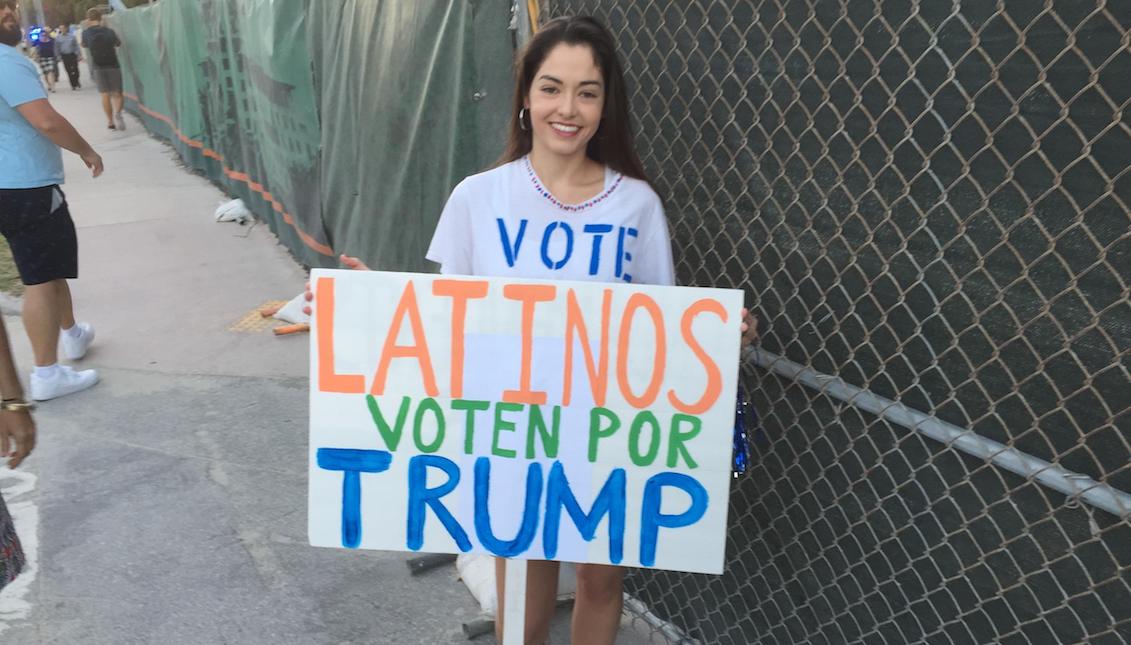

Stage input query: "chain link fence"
[{"left": 537, "top": 1, "right": 1129, "bottom": 643}]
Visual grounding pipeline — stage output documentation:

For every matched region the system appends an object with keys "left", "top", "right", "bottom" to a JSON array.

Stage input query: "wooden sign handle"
[{"left": 502, "top": 558, "right": 527, "bottom": 645}]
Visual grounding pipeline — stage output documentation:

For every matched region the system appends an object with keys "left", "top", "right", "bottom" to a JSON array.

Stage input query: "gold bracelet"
[{"left": 0, "top": 399, "right": 36, "bottom": 412}]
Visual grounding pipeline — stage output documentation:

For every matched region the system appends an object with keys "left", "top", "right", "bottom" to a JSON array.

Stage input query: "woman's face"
[{"left": 525, "top": 43, "right": 606, "bottom": 161}]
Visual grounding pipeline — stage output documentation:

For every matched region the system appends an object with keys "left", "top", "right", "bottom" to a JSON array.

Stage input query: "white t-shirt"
[{"left": 426, "top": 156, "right": 675, "bottom": 286}]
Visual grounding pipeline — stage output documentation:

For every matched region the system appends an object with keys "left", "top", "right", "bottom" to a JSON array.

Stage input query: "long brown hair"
[{"left": 498, "top": 16, "right": 651, "bottom": 184}]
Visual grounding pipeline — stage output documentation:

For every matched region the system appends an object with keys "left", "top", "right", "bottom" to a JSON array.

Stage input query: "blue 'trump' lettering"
[
  {"left": 543, "top": 462, "right": 626, "bottom": 563},
  {"left": 406, "top": 455, "right": 472, "bottom": 551},
  {"left": 639, "top": 472, "right": 708, "bottom": 566},
  {"left": 316, "top": 448, "right": 393, "bottom": 548},
  {"left": 321, "top": 453, "right": 709, "bottom": 565}
]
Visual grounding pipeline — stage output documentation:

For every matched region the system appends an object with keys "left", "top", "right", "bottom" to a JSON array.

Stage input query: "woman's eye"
[
  {"left": 581, "top": 92, "right": 599, "bottom": 99},
  {"left": 541, "top": 86, "right": 558, "bottom": 94}
]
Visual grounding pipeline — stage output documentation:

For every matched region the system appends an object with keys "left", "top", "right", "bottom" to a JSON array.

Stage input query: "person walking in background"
[
  {"left": 33, "top": 26, "right": 57, "bottom": 93},
  {"left": 56, "top": 24, "right": 81, "bottom": 91},
  {"left": 80, "top": 9, "right": 124, "bottom": 131},
  {"left": 0, "top": 0, "right": 101, "bottom": 401},
  {"left": 79, "top": 19, "right": 93, "bottom": 79}
]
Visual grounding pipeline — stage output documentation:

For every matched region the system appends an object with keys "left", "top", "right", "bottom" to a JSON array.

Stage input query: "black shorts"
[{"left": 0, "top": 186, "right": 78, "bottom": 286}]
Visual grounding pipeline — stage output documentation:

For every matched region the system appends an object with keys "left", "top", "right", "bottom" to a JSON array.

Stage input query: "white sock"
[
  {"left": 34, "top": 364, "right": 61, "bottom": 378},
  {"left": 62, "top": 324, "right": 83, "bottom": 339}
]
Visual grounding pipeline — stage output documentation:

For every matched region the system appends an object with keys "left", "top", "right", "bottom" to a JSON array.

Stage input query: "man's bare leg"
[
  {"left": 111, "top": 91, "right": 125, "bottom": 129},
  {"left": 101, "top": 92, "right": 113, "bottom": 126},
  {"left": 56, "top": 280, "right": 76, "bottom": 330},
  {"left": 22, "top": 280, "right": 62, "bottom": 367}
]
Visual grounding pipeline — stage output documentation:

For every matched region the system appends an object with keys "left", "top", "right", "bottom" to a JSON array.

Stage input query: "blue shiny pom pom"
[{"left": 732, "top": 386, "right": 752, "bottom": 478}]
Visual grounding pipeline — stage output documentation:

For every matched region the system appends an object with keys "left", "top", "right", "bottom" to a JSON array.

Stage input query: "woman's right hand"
[
  {"left": 338, "top": 255, "right": 371, "bottom": 271},
  {"left": 0, "top": 408, "right": 36, "bottom": 469},
  {"left": 303, "top": 254, "right": 372, "bottom": 315}
]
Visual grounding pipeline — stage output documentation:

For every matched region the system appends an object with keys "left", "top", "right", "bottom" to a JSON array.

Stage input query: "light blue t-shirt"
[
  {"left": 57, "top": 33, "right": 80, "bottom": 56},
  {"left": 0, "top": 44, "right": 64, "bottom": 189}
]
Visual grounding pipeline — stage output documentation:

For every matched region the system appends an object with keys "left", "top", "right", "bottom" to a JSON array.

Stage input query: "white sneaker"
[
  {"left": 114, "top": 112, "right": 126, "bottom": 131},
  {"left": 61, "top": 322, "right": 95, "bottom": 360},
  {"left": 30, "top": 365, "right": 99, "bottom": 401}
]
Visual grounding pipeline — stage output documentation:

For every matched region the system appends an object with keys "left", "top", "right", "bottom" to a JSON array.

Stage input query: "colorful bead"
[{"left": 524, "top": 156, "right": 623, "bottom": 212}]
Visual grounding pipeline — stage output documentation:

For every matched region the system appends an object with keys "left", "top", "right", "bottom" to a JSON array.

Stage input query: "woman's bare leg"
[
  {"left": 494, "top": 558, "right": 559, "bottom": 644},
  {"left": 570, "top": 564, "right": 624, "bottom": 645}
]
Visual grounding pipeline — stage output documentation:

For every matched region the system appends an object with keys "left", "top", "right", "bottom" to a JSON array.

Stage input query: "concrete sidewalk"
[{"left": 0, "top": 88, "right": 653, "bottom": 644}]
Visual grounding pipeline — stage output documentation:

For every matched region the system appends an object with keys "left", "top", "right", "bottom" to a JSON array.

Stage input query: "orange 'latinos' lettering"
[
  {"left": 616, "top": 293, "right": 666, "bottom": 408},
  {"left": 562, "top": 288, "right": 611, "bottom": 406},
  {"left": 432, "top": 279, "right": 489, "bottom": 398},
  {"left": 501, "top": 284, "right": 557, "bottom": 405},
  {"left": 371, "top": 281, "right": 439, "bottom": 397},
  {"left": 667, "top": 298, "right": 726, "bottom": 414},
  {"left": 316, "top": 277, "right": 365, "bottom": 393}
]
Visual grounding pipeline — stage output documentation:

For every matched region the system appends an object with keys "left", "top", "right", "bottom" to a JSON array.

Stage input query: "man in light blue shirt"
[
  {"left": 56, "top": 25, "right": 82, "bottom": 90},
  {"left": 1, "top": 0, "right": 103, "bottom": 401}
]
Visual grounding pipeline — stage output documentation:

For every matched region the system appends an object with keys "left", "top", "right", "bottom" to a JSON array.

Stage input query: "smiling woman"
[
  {"left": 498, "top": 16, "right": 651, "bottom": 202},
  {"left": 524, "top": 45, "right": 605, "bottom": 175},
  {"left": 304, "top": 14, "right": 756, "bottom": 645},
  {"left": 421, "top": 17, "right": 680, "bottom": 645}
]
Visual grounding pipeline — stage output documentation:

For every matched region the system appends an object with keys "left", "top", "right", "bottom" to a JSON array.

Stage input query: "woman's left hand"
[{"left": 740, "top": 307, "right": 759, "bottom": 350}]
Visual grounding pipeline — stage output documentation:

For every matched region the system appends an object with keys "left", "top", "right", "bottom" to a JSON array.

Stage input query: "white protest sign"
[{"left": 308, "top": 270, "right": 743, "bottom": 574}]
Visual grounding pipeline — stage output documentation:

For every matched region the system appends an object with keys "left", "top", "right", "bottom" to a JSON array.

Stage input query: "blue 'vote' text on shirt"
[{"left": 497, "top": 218, "right": 639, "bottom": 282}]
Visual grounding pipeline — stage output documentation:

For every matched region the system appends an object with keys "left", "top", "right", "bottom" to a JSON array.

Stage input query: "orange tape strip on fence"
[{"left": 124, "top": 92, "right": 335, "bottom": 258}]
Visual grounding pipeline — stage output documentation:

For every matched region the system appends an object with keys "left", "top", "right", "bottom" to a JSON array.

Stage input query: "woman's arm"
[{"left": 0, "top": 318, "right": 36, "bottom": 469}]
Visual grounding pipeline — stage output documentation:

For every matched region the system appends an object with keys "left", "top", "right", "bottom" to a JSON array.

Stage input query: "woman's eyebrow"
[{"left": 537, "top": 74, "right": 603, "bottom": 88}]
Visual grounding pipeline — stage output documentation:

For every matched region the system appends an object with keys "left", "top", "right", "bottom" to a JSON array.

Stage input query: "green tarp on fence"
[
  {"left": 309, "top": 0, "right": 514, "bottom": 271},
  {"left": 115, "top": 0, "right": 513, "bottom": 270},
  {"left": 116, "top": 0, "right": 327, "bottom": 264}
]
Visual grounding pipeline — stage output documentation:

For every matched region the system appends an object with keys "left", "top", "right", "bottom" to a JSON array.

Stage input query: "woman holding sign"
[
  {"left": 311, "top": 15, "right": 757, "bottom": 644},
  {"left": 433, "top": 18, "right": 675, "bottom": 644}
]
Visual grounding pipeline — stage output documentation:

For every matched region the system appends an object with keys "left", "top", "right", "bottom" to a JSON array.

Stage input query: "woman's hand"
[
  {"left": 303, "top": 254, "right": 372, "bottom": 315},
  {"left": 0, "top": 408, "right": 36, "bottom": 469},
  {"left": 338, "top": 255, "right": 370, "bottom": 271},
  {"left": 740, "top": 307, "right": 759, "bottom": 350}
]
